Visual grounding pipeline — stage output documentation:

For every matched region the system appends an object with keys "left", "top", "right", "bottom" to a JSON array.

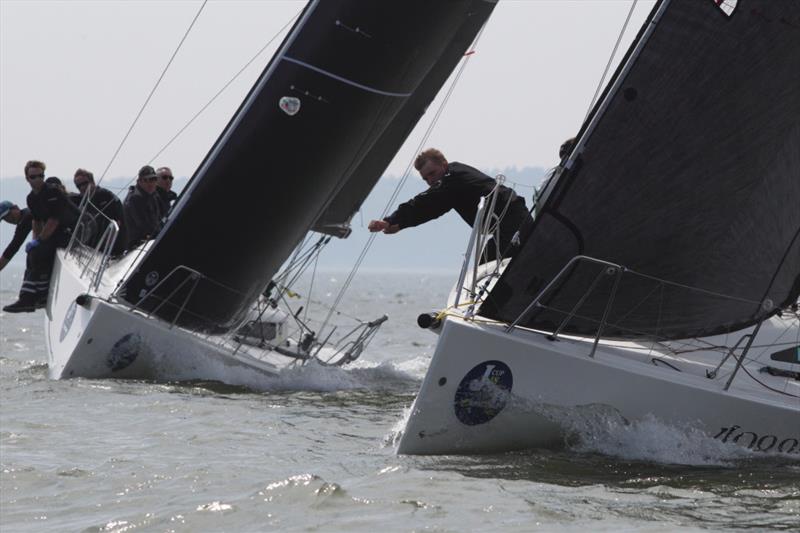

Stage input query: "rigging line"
[
  {"left": 303, "top": 296, "right": 363, "bottom": 324},
  {"left": 97, "top": 0, "right": 208, "bottom": 188},
  {"left": 318, "top": 26, "right": 489, "bottom": 335},
  {"left": 276, "top": 291, "right": 311, "bottom": 338},
  {"left": 276, "top": 232, "right": 314, "bottom": 285},
  {"left": 302, "top": 246, "right": 320, "bottom": 325},
  {"left": 736, "top": 353, "right": 800, "bottom": 399},
  {"left": 100, "top": 6, "right": 303, "bottom": 197},
  {"left": 281, "top": 237, "right": 328, "bottom": 295},
  {"left": 584, "top": 0, "right": 638, "bottom": 120},
  {"left": 740, "top": 318, "right": 797, "bottom": 367},
  {"left": 147, "top": 9, "right": 302, "bottom": 168},
  {"left": 279, "top": 237, "right": 316, "bottom": 284}
]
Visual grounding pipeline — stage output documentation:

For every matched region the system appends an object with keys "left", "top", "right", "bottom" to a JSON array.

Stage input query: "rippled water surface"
[{"left": 1, "top": 266, "right": 798, "bottom": 532}]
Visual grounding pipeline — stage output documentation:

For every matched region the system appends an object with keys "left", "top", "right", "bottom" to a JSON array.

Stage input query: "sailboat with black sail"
[
  {"left": 45, "top": 0, "right": 498, "bottom": 385},
  {"left": 398, "top": 0, "right": 800, "bottom": 455}
]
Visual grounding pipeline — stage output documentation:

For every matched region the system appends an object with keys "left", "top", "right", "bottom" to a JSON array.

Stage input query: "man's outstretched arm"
[{"left": 368, "top": 187, "right": 453, "bottom": 235}]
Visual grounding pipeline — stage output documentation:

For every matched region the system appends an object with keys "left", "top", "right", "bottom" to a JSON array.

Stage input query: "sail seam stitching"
[{"left": 282, "top": 56, "right": 412, "bottom": 97}]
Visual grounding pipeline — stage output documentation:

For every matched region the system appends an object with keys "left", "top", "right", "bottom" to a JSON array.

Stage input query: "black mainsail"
[
  {"left": 479, "top": 0, "right": 800, "bottom": 340},
  {"left": 121, "top": 0, "right": 497, "bottom": 331}
]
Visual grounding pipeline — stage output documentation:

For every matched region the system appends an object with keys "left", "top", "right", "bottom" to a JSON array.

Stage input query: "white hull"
[
  {"left": 398, "top": 315, "right": 800, "bottom": 455},
  {"left": 45, "top": 249, "right": 297, "bottom": 388}
]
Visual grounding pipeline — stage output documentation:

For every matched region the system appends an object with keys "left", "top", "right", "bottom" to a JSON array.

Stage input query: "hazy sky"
[{"left": 0, "top": 0, "right": 654, "bottom": 186}]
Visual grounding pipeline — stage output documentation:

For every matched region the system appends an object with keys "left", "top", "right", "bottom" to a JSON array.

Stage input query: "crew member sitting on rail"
[
  {"left": 3, "top": 161, "right": 78, "bottom": 313},
  {"left": 155, "top": 166, "right": 178, "bottom": 219},
  {"left": 74, "top": 168, "right": 126, "bottom": 255},
  {"left": 123, "top": 165, "right": 163, "bottom": 250}
]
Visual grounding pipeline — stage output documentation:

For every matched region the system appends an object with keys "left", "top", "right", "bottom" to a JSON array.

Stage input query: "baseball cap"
[
  {"left": 138, "top": 165, "right": 157, "bottom": 180},
  {"left": 0, "top": 200, "right": 17, "bottom": 221}
]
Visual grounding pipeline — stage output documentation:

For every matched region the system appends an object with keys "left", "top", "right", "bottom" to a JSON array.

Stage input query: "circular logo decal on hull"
[
  {"left": 454, "top": 360, "right": 513, "bottom": 426},
  {"left": 107, "top": 333, "right": 142, "bottom": 372}
]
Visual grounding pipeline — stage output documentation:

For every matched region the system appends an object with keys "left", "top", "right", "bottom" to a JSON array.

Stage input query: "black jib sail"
[
  {"left": 121, "top": 0, "right": 496, "bottom": 331},
  {"left": 479, "top": 0, "right": 800, "bottom": 340}
]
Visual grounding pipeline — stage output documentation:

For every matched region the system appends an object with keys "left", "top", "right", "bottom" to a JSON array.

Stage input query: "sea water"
[{"left": 1, "top": 265, "right": 798, "bottom": 532}]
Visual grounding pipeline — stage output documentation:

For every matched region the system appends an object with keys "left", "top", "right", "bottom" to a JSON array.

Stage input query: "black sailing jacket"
[
  {"left": 385, "top": 162, "right": 530, "bottom": 249},
  {"left": 123, "top": 185, "right": 163, "bottom": 249}
]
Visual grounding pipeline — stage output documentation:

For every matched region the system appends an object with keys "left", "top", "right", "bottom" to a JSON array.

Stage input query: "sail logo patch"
[
  {"left": 279, "top": 96, "right": 301, "bottom": 116},
  {"left": 454, "top": 361, "right": 513, "bottom": 426},
  {"left": 107, "top": 333, "right": 142, "bottom": 372},
  {"left": 712, "top": 0, "right": 737, "bottom": 17}
]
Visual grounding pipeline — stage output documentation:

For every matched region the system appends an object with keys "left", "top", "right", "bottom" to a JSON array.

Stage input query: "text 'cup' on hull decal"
[{"left": 453, "top": 360, "right": 513, "bottom": 426}]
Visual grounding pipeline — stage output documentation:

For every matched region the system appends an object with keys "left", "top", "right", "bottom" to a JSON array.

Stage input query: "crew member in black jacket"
[
  {"left": 155, "top": 166, "right": 178, "bottom": 218},
  {"left": 73, "top": 168, "right": 126, "bottom": 255},
  {"left": 123, "top": 165, "right": 163, "bottom": 250},
  {"left": 3, "top": 161, "right": 77, "bottom": 313},
  {"left": 368, "top": 148, "right": 532, "bottom": 262}
]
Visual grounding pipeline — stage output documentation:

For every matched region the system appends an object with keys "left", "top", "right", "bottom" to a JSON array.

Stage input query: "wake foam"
[
  {"left": 386, "top": 355, "right": 432, "bottom": 380},
  {"left": 383, "top": 404, "right": 413, "bottom": 449},
  {"left": 264, "top": 359, "right": 418, "bottom": 392},
  {"left": 195, "top": 358, "right": 421, "bottom": 394},
  {"left": 531, "top": 403, "right": 754, "bottom": 466}
]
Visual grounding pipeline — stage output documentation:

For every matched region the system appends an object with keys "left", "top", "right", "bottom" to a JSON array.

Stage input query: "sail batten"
[
  {"left": 479, "top": 0, "right": 800, "bottom": 340},
  {"left": 281, "top": 56, "right": 413, "bottom": 97}
]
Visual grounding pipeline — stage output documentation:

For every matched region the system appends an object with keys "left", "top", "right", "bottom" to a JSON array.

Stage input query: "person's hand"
[
  {"left": 25, "top": 239, "right": 40, "bottom": 253},
  {"left": 368, "top": 220, "right": 389, "bottom": 232},
  {"left": 367, "top": 220, "right": 400, "bottom": 234}
]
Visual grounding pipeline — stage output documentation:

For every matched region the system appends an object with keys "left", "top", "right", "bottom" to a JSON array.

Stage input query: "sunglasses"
[
  {"left": 159, "top": 175, "right": 174, "bottom": 181},
  {"left": 27, "top": 173, "right": 45, "bottom": 180},
  {"left": 75, "top": 181, "right": 90, "bottom": 189},
  {"left": 143, "top": 176, "right": 158, "bottom": 183}
]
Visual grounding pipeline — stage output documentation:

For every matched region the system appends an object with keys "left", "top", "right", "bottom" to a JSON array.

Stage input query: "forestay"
[
  {"left": 479, "top": 0, "right": 800, "bottom": 340},
  {"left": 120, "top": 0, "right": 497, "bottom": 331}
]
